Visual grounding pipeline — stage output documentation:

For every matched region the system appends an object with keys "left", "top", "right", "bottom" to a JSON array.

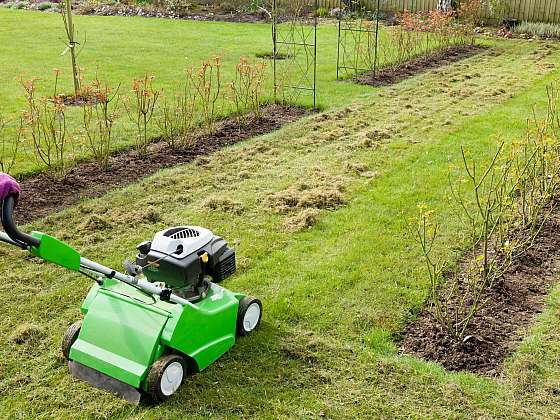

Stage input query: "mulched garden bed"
[
  {"left": 74, "top": 3, "right": 270, "bottom": 23},
  {"left": 0, "top": 0, "right": 272, "bottom": 23},
  {"left": 357, "top": 44, "right": 488, "bottom": 87},
  {"left": 400, "top": 202, "right": 560, "bottom": 376},
  {"left": 16, "top": 105, "right": 308, "bottom": 225}
]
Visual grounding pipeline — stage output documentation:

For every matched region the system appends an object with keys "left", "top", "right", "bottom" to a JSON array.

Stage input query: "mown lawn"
[
  {"left": 0, "top": 9, "right": 366, "bottom": 176},
  {"left": 0, "top": 9, "right": 485, "bottom": 177},
  {"left": 0, "top": 18, "right": 559, "bottom": 416}
]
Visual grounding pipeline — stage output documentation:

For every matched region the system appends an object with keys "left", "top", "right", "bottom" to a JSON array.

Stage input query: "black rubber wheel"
[
  {"left": 146, "top": 354, "right": 186, "bottom": 403},
  {"left": 62, "top": 320, "right": 82, "bottom": 360},
  {"left": 236, "top": 297, "right": 262, "bottom": 337}
]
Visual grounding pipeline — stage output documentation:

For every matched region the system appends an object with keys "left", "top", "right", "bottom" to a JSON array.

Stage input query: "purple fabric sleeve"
[{"left": 0, "top": 173, "right": 21, "bottom": 202}]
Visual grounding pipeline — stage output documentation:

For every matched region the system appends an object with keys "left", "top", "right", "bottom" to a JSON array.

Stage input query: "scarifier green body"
[
  {"left": 24, "top": 230, "right": 247, "bottom": 392},
  {"left": 71, "top": 279, "right": 244, "bottom": 390},
  {"left": 0, "top": 187, "right": 259, "bottom": 401}
]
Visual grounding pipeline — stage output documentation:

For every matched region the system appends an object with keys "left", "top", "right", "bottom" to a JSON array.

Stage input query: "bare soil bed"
[
  {"left": 75, "top": 3, "right": 270, "bottom": 23},
  {"left": 401, "top": 203, "right": 560, "bottom": 376},
  {"left": 17, "top": 105, "right": 307, "bottom": 225},
  {"left": 1, "top": 0, "right": 271, "bottom": 22},
  {"left": 358, "top": 44, "right": 487, "bottom": 87}
]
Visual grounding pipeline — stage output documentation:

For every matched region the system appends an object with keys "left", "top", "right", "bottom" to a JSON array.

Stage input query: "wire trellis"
[
  {"left": 272, "top": 0, "right": 318, "bottom": 108},
  {"left": 336, "top": 0, "right": 382, "bottom": 81}
]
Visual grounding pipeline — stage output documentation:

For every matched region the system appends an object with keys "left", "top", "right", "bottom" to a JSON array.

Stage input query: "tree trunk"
[{"left": 63, "top": 0, "right": 80, "bottom": 97}]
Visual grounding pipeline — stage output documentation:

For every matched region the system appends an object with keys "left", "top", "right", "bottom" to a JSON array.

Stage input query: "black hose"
[{"left": 1, "top": 196, "right": 40, "bottom": 248}]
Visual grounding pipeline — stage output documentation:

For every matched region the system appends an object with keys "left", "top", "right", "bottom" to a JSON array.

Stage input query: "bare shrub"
[
  {"left": 81, "top": 78, "right": 120, "bottom": 169},
  {"left": 187, "top": 57, "right": 222, "bottom": 134},
  {"left": 156, "top": 78, "right": 197, "bottom": 150},
  {"left": 0, "top": 115, "right": 24, "bottom": 174},
  {"left": 20, "top": 73, "right": 72, "bottom": 178},
  {"left": 411, "top": 84, "right": 560, "bottom": 340},
  {"left": 347, "top": 9, "right": 475, "bottom": 77},
  {"left": 125, "top": 74, "right": 160, "bottom": 157},
  {"left": 228, "top": 56, "right": 267, "bottom": 123}
]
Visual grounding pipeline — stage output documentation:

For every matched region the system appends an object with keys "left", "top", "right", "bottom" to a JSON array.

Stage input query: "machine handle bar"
[
  {"left": 1, "top": 195, "right": 193, "bottom": 307},
  {"left": 1, "top": 196, "right": 40, "bottom": 248}
]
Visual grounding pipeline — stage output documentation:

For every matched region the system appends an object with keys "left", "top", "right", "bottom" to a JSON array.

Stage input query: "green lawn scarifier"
[{"left": 0, "top": 181, "right": 262, "bottom": 404}]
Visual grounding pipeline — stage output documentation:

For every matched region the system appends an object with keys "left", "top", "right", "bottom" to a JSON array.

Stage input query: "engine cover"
[{"left": 136, "top": 226, "right": 236, "bottom": 298}]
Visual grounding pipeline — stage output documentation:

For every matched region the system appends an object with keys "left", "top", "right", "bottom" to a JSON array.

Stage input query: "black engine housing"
[{"left": 136, "top": 230, "right": 236, "bottom": 300}]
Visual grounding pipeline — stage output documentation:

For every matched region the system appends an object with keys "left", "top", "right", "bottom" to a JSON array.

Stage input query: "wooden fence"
[{"left": 317, "top": 0, "right": 560, "bottom": 23}]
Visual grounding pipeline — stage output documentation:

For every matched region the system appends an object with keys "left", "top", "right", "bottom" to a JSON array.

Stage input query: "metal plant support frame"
[
  {"left": 336, "top": 0, "right": 382, "bottom": 81},
  {"left": 272, "top": 0, "right": 318, "bottom": 108}
]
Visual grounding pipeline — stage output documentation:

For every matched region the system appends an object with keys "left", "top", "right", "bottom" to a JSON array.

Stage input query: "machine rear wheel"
[
  {"left": 62, "top": 320, "right": 82, "bottom": 360},
  {"left": 237, "top": 297, "right": 262, "bottom": 336},
  {"left": 146, "top": 354, "right": 186, "bottom": 402}
]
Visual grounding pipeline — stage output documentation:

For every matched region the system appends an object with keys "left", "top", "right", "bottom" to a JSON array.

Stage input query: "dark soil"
[
  {"left": 255, "top": 52, "right": 292, "bottom": 60},
  {"left": 74, "top": 2, "right": 271, "bottom": 23},
  {"left": 16, "top": 105, "right": 308, "bottom": 225},
  {"left": 59, "top": 94, "right": 98, "bottom": 107},
  {"left": 401, "top": 204, "right": 560, "bottom": 375},
  {"left": 357, "top": 44, "right": 487, "bottom": 87},
  {"left": 19, "top": 0, "right": 312, "bottom": 24}
]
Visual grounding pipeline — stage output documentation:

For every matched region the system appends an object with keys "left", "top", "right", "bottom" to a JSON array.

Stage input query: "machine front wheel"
[
  {"left": 62, "top": 320, "right": 82, "bottom": 360},
  {"left": 146, "top": 354, "right": 186, "bottom": 402},
  {"left": 237, "top": 297, "right": 262, "bottom": 336}
]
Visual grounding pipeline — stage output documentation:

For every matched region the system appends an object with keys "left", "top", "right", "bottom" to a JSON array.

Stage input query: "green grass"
[
  {"left": 0, "top": 10, "right": 367, "bottom": 176},
  {"left": 1, "top": 15, "right": 560, "bottom": 416},
  {"left": 0, "top": 9, "right": 477, "bottom": 177}
]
